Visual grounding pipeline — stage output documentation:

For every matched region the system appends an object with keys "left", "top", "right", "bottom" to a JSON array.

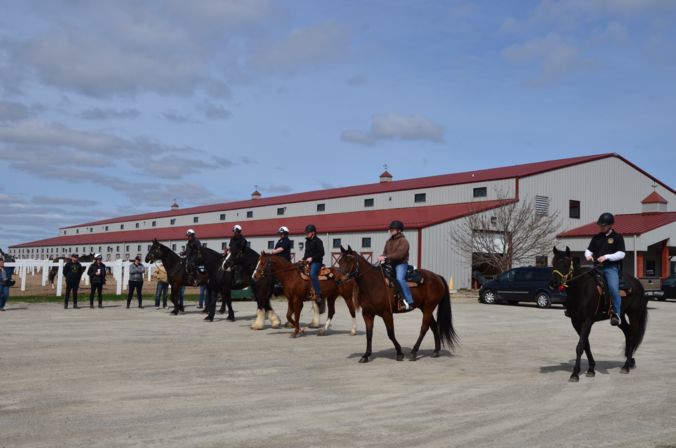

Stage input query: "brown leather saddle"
[
  {"left": 299, "top": 264, "right": 334, "bottom": 281},
  {"left": 381, "top": 264, "right": 423, "bottom": 312}
]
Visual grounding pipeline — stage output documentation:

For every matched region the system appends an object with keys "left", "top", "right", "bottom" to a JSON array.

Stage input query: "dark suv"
[{"left": 479, "top": 266, "right": 566, "bottom": 308}]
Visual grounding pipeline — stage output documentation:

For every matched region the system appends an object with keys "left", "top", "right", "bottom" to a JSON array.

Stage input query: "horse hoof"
[
  {"left": 285, "top": 322, "right": 294, "bottom": 329},
  {"left": 569, "top": 375, "right": 579, "bottom": 383},
  {"left": 203, "top": 316, "right": 214, "bottom": 322},
  {"left": 630, "top": 358, "right": 636, "bottom": 368},
  {"left": 271, "top": 323, "right": 281, "bottom": 329},
  {"left": 620, "top": 367, "right": 630, "bottom": 374},
  {"left": 350, "top": 329, "right": 357, "bottom": 336},
  {"left": 226, "top": 315, "right": 235, "bottom": 322},
  {"left": 407, "top": 353, "right": 416, "bottom": 361},
  {"left": 586, "top": 371, "right": 595, "bottom": 378},
  {"left": 359, "top": 356, "right": 369, "bottom": 363},
  {"left": 318, "top": 329, "right": 326, "bottom": 336},
  {"left": 431, "top": 351, "right": 440, "bottom": 358},
  {"left": 308, "top": 324, "right": 320, "bottom": 329}
]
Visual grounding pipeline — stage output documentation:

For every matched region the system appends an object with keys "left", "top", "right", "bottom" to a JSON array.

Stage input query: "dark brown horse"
[
  {"left": 145, "top": 239, "right": 189, "bottom": 315},
  {"left": 551, "top": 246, "right": 648, "bottom": 382},
  {"left": 336, "top": 246, "right": 457, "bottom": 362},
  {"left": 252, "top": 252, "right": 358, "bottom": 337}
]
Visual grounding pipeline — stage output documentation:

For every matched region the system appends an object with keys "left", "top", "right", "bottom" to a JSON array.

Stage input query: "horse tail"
[
  {"left": 436, "top": 274, "right": 458, "bottom": 350},
  {"left": 629, "top": 285, "right": 648, "bottom": 356}
]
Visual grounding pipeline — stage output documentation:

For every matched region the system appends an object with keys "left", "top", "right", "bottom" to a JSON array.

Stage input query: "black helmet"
[
  {"left": 597, "top": 212, "right": 615, "bottom": 226},
  {"left": 388, "top": 220, "right": 404, "bottom": 231},
  {"left": 305, "top": 224, "right": 317, "bottom": 233}
]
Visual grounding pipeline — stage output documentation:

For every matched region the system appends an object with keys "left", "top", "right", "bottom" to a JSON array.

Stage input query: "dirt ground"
[{"left": 1, "top": 297, "right": 675, "bottom": 448}]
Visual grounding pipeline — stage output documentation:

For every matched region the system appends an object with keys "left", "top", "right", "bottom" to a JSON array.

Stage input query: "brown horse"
[
  {"left": 336, "top": 246, "right": 457, "bottom": 362},
  {"left": 252, "top": 252, "right": 358, "bottom": 338}
]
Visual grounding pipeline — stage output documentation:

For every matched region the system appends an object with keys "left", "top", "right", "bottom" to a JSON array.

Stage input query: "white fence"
[{"left": 4, "top": 259, "right": 156, "bottom": 297}]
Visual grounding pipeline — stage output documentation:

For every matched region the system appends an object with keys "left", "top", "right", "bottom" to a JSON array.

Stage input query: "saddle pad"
[
  {"left": 384, "top": 277, "right": 421, "bottom": 289},
  {"left": 300, "top": 272, "right": 334, "bottom": 281}
]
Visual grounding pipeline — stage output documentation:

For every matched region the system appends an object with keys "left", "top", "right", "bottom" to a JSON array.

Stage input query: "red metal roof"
[
  {"left": 11, "top": 200, "right": 509, "bottom": 248},
  {"left": 65, "top": 153, "right": 648, "bottom": 229},
  {"left": 559, "top": 212, "right": 676, "bottom": 238},
  {"left": 641, "top": 191, "right": 668, "bottom": 204}
]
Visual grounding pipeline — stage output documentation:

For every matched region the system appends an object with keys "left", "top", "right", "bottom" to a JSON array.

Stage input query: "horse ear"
[
  {"left": 565, "top": 246, "right": 571, "bottom": 256},
  {"left": 340, "top": 245, "right": 346, "bottom": 254},
  {"left": 553, "top": 246, "right": 559, "bottom": 254},
  {"left": 347, "top": 245, "right": 353, "bottom": 252}
]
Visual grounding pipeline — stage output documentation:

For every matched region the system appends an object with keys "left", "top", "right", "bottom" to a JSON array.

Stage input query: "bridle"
[
  {"left": 251, "top": 256, "right": 305, "bottom": 281},
  {"left": 337, "top": 253, "right": 379, "bottom": 284},
  {"left": 552, "top": 258, "right": 574, "bottom": 289}
]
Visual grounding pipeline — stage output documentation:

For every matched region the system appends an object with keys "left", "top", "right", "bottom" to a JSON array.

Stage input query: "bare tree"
[{"left": 450, "top": 191, "right": 560, "bottom": 275}]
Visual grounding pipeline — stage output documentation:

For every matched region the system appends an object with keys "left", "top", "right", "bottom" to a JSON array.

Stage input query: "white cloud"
[{"left": 341, "top": 114, "right": 445, "bottom": 146}]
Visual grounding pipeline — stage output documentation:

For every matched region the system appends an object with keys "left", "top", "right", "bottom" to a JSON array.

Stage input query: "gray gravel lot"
[{"left": 1, "top": 298, "right": 675, "bottom": 448}]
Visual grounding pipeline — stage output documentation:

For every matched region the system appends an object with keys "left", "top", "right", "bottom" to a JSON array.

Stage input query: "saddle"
[
  {"left": 591, "top": 269, "right": 632, "bottom": 317},
  {"left": 382, "top": 264, "right": 423, "bottom": 312},
  {"left": 299, "top": 264, "right": 334, "bottom": 281}
]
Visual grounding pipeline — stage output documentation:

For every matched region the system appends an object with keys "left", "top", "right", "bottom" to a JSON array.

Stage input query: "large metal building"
[{"left": 9, "top": 153, "right": 676, "bottom": 288}]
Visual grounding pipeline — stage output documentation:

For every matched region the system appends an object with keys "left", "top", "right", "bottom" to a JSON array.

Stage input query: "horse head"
[
  {"left": 145, "top": 239, "right": 162, "bottom": 263},
  {"left": 251, "top": 251, "right": 271, "bottom": 282},
  {"left": 551, "top": 246, "right": 573, "bottom": 291},
  {"left": 337, "top": 245, "right": 360, "bottom": 279}
]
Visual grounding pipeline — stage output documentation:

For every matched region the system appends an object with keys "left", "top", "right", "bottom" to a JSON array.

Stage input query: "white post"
[
  {"left": 56, "top": 259, "right": 64, "bottom": 297},
  {"left": 20, "top": 261, "right": 27, "bottom": 292},
  {"left": 122, "top": 261, "right": 129, "bottom": 291},
  {"left": 146, "top": 263, "right": 152, "bottom": 281},
  {"left": 41, "top": 260, "right": 49, "bottom": 286},
  {"left": 83, "top": 263, "right": 90, "bottom": 286},
  {"left": 115, "top": 260, "right": 123, "bottom": 296}
]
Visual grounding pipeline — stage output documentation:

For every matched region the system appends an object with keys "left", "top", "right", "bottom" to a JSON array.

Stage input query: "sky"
[{"left": 1, "top": 0, "right": 675, "bottom": 248}]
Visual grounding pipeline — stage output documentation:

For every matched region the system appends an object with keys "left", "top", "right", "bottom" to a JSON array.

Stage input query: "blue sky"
[{"left": 1, "top": 0, "right": 675, "bottom": 247}]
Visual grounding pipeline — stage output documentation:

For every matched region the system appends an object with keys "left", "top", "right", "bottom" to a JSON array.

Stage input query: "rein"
[
  {"left": 339, "top": 256, "right": 380, "bottom": 284},
  {"left": 552, "top": 259, "right": 574, "bottom": 289}
]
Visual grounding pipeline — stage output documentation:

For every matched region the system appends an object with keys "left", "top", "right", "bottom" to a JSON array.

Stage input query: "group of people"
[{"left": 62, "top": 254, "right": 107, "bottom": 309}]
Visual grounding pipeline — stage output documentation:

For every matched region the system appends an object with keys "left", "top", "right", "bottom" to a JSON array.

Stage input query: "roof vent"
[
  {"left": 170, "top": 199, "right": 180, "bottom": 210},
  {"left": 251, "top": 186, "right": 262, "bottom": 200},
  {"left": 641, "top": 189, "right": 667, "bottom": 213},
  {"left": 379, "top": 165, "right": 393, "bottom": 183}
]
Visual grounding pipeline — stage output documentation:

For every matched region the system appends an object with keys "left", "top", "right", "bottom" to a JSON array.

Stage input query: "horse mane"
[{"left": 199, "top": 246, "right": 225, "bottom": 264}]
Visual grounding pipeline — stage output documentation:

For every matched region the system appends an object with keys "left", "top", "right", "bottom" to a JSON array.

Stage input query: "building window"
[
  {"left": 170, "top": 218, "right": 176, "bottom": 225},
  {"left": 535, "top": 195, "right": 550, "bottom": 216},
  {"left": 535, "top": 256, "right": 548, "bottom": 267},
  {"left": 221, "top": 242, "right": 227, "bottom": 250},
  {"left": 267, "top": 241, "right": 275, "bottom": 250},
  {"left": 137, "top": 245, "right": 141, "bottom": 251},
  {"left": 289, "top": 240, "right": 295, "bottom": 249},
  {"left": 219, "top": 214, "right": 226, "bottom": 221},
  {"left": 277, "top": 207, "right": 285, "bottom": 216},
  {"left": 490, "top": 216, "right": 497, "bottom": 225},
  {"left": 246, "top": 241, "right": 251, "bottom": 248},
  {"left": 105, "top": 226, "right": 109, "bottom": 231},
  {"left": 98, "top": 247, "right": 101, "bottom": 251},
  {"left": 362, "top": 237, "right": 371, "bottom": 248},
  {"left": 125, "top": 245, "right": 129, "bottom": 251},
  {"left": 152, "top": 221, "right": 156, "bottom": 227},
  {"left": 76, "top": 229, "right": 79, "bottom": 234},
  {"left": 64, "top": 230, "right": 67, "bottom": 235},
  {"left": 193, "top": 216, "right": 199, "bottom": 223},
  {"left": 202, "top": 243, "right": 207, "bottom": 248},
  {"left": 364, "top": 198, "right": 374, "bottom": 208},
  {"left": 333, "top": 238, "right": 342, "bottom": 248},
  {"left": 135, "top": 223, "right": 139, "bottom": 228},
  {"left": 569, "top": 200, "right": 581, "bottom": 219},
  {"left": 246, "top": 211, "right": 253, "bottom": 218},
  {"left": 317, "top": 203, "right": 325, "bottom": 212},
  {"left": 120, "top": 224, "right": 124, "bottom": 230},
  {"left": 171, "top": 244, "right": 177, "bottom": 251},
  {"left": 90, "top": 228, "right": 93, "bottom": 233},
  {"left": 473, "top": 187, "right": 487, "bottom": 198},
  {"left": 414, "top": 193, "right": 426, "bottom": 203},
  {"left": 116, "top": 246, "right": 120, "bottom": 252}
]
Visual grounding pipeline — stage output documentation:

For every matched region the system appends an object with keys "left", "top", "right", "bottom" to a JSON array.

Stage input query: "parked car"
[
  {"left": 479, "top": 266, "right": 566, "bottom": 308},
  {"left": 658, "top": 274, "right": 676, "bottom": 300}
]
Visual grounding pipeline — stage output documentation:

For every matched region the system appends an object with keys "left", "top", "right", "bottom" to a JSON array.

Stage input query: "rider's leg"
[
  {"left": 395, "top": 263, "right": 414, "bottom": 307},
  {"left": 310, "top": 262, "right": 322, "bottom": 299},
  {"left": 603, "top": 265, "right": 621, "bottom": 325}
]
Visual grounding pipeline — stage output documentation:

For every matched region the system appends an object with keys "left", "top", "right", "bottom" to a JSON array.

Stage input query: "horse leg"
[
  {"left": 381, "top": 312, "right": 404, "bottom": 362},
  {"left": 291, "top": 297, "right": 305, "bottom": 338},
  {"left": 169, "top": 283, "right": 180, "bottom": 315},
  {"left": 429, "top": 316, "right": 441, "bottom": 358},
  {"left": 346, "top": 296, "right": 358, "bottom": 336},
  {"left": 309, "top": 301, "right": 320, "bottom": 329},
  {"left": 409, "top": 307, "right": 433, "bottom": 361},
  {"left": 620, "top": 317, "right": 636, "bottom": 373},
  {"left": 203, "top": 289, "right": 215, "bottom": 322},
  {"left": 359, "top": 312, "right": 375, "bottom": 363},
  {"left": 570, "top": 319, "right": 593, "bottom": 382},
  {"left": 319, "top": 296, "right": 337, "bottom": 336},
  {"left": 285, "top": 300, "right": 295, "bottom": 328},
  {"left": 264, "top": 296, "right": 281, "bottom": 329},
  {"left": 219, "top": 296, "right": 227, "bottom": 314}
]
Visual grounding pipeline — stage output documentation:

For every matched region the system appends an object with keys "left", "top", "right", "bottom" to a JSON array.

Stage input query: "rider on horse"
[
  {"left": 585, "top": 212, "right": 625, "bottom": 326},
  {"left": 185, "top": 229, "right": 202, "bottom": 285},
  {"left": 303, "top": 224, "right": 324, "bottom": 306},
  {"left": 229, "top": 225, "right": 248, "bottom": 286},
  {"left": 378, "top": 220, "right": 414, "bottom": 311},
  {"left": 270, "top": 226, "right": 292, "bottom": 261}
]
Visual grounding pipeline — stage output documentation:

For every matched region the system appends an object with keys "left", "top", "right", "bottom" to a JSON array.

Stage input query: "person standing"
[
  {"left": 127, "top": 256, "right": 145, "bottom": 309},
  {"left": 378, "top": 220, "right": 414, "bottom": 311},
  {"left": 87, "top": 254, "right": 106, "bottom": 308},
  {"left": 152, "top": 261, "right": 169, "bottom": 309},
  {"left": 0, "top": 258, "right": 12, "bottom": 311},
  {"left": 63, "top": 254, "right": 85, "bottom": 309}
]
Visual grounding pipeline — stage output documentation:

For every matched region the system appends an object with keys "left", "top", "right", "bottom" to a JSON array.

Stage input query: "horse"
[
  {"left": 145, "top": 239, "right": 189, "bottom": 315},
  {"left": 252, "top": 252, "right": 359, "bottom": 338},
  {"left": 336, "top": 246, "right": 457, "bottom": 362},
  {"left": 197, "top": 245, "right": 281, "bottom": 328},
  {"left": 550, "top": 246, "right": 648, "bottom": 382}
]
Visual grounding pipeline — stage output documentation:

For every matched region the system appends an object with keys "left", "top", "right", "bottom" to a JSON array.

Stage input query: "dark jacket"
[
  {"left": 587, "top": 230, "right": 626, "bottom": 268},
  {"left": 303, "top": 236, "right": 324, "bottom": 264},
  {"left": 274, "top": 237, "right": 292, "bottom": 261},
  {"left": 63, "top": 261, "right": 85, "bottom": 286},
  {"left": 87, "top": 262, "right": 107, "bottom": 285},
  {"left": 382, "top": 233, "right": 410, "bottom": 264},
  {"left": 186, "top": 237, "right": 201, "bottom": 259},
  {"left": 229, "top": 235, "right": 248, "bottom": 255}
]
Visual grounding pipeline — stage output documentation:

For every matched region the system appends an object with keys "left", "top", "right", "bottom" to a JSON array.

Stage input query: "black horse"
[
  {"left": 550, "top": 246, "right": 648, "bottom": 382},
  {"left": 145, "top": 239, "right": 189, "bottom": 315}
]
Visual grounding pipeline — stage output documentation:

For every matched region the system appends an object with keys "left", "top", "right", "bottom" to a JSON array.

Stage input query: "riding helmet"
[
  {"left": 305, "top": 224, "right": 317, "bottom": 233},
  {"left": 597, "top": 212, "right": 615, "bottom": 226},
  {"left": 233, "top": 224, "right": 242, "bottom": 232},
  {"left": 94, "top": 253, "right": 102, "bottom": 260},
  {"left": 278, "top": 226, "right": 289, "bottom": 234},
  {"left": 388, "top": 220, "right": 404, "bottom": 231},
  {"left": 186, "top": 229, "right": 196, "bottom": 236}
]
